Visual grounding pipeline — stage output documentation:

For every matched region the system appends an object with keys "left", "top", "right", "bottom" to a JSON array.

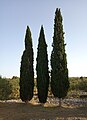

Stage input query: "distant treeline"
[{"left": 0, "top": 76, "right": 87, "bottom": 100}]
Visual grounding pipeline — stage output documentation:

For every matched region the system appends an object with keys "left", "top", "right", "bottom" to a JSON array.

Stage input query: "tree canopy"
[
  {"left": 36, "top": 25, "right": 49, "bottom": 103},
  {"left": 20, "top": 26, "right": 34, "bottom": 102},
  {"left": 51, "top": 8, "right": 69, "bottom": 100}
]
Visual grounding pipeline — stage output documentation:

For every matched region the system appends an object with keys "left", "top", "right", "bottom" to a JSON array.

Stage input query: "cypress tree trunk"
[
  {"left": 59, "top": 98, "right": 62, "bottom": 107},
  {"left": 36, "top": 25, "right": 49, "bottom": 103},
  {"left": 51, "top": 8, "right": 69, "bottom": 106},
  {"left": 20, "top": 26, "right": 34, "bottom": 102}
]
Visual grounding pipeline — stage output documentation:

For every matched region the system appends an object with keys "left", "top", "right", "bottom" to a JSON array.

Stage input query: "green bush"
[
  {"left": 68, "top": 77, "right": 87, "bottom": 98},
  {"left": 69, "top": 77, "right": 79, "bottom": 90},
  {"left": 78, "top": 79, "right": 87, "bottom": 92},
  {"left": 0, "top": 77, "right": 12, "bottom": 100},
  {"left": 9, "top": 77, "right": 20, "bottom": 99},
  {"left": 0, "top": 76, "right": 20, "bottom": 100}
]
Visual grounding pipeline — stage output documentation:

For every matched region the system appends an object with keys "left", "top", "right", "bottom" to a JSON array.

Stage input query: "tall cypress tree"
[
  {"left": 20, "top": 26, "right": 34, "bottom": 102},
  {"left": 36, "top": 25, "right": 49, "bottom": 103},
  {"left": 51, "top": 8, "right": 69, "bottom": 106}
]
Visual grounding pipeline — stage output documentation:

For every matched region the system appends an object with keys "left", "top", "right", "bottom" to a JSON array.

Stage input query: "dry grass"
[{"left": 0, "top": 99, "right": 87, "bottom": 120}]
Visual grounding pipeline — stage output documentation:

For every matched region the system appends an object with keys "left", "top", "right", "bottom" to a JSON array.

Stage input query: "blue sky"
[{"left": 0, "top": 0, "right": 87, "bottom": 78}]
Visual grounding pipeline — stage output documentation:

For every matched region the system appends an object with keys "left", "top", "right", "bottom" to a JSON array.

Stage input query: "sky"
[{"left": 0, "top": 0, "right": 87, "bottom": 78}]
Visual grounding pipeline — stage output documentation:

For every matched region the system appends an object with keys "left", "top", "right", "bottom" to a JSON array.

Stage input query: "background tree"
[
  {"left": 36, "top": 25, "right": 49, "bottom": 103},
  {"left": 51, "top": 8, "right": 69, "bottom": 106},
  {"left": 20, "top": 26, "right": 34, "bottom": 102},
  {"left": 0, "top": 77, "right": 12, "bottom": 100}
]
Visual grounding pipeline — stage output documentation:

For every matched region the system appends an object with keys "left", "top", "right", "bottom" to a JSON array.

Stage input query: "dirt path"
[{"left": 0, "top": 101, "right": 87, "bottom": 120}]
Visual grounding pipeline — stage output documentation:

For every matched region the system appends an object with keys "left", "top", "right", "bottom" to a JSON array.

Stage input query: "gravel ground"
[{"left": 0, "top": 98, "right": 87, "bottom": 120}]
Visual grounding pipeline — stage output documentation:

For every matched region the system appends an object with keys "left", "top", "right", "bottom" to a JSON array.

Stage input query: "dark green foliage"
[
  {"left": 36, "top": 26, "right": 49, "bottom": 103},
  {"left": 0, "top": 77, "right": 12, "bottom": 100},
  {"left": 10, "top": 77, "right": 20, "bottom": 99},
  {"left": 69, "top": 77, "right": 87, "bottom": 92},
  {"left": 78, "top": 78, "right": 87, "bottom": 92},
  {"left": 51, "top": 8, "right": 69, "bottom": 99},
  {"left": 20, "top": 26, "right": 34, "bottom": 102}
]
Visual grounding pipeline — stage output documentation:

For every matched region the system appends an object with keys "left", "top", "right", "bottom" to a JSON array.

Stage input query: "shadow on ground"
[{"left": 0, "top": 101, "right": 87, "bottom": 120}]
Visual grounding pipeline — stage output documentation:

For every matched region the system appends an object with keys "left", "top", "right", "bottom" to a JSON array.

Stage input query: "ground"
[{"left": 0, "top": 99, "right": 87, "bottom": 120}]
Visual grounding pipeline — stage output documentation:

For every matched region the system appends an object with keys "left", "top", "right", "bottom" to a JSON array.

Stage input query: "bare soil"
[{"left": 0, "top": 99, "right": 87, "bottom": 120}]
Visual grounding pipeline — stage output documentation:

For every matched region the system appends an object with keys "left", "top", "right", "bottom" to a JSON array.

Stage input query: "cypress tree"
[
  {"left": 20, "top": 26, "right": 34, "bottom": 102},
  {"left": 51, "top": 8, "right": 69, "bottom": 106},
  {"left": 36, "top": 25, "right": 49, "bottom": 103}
]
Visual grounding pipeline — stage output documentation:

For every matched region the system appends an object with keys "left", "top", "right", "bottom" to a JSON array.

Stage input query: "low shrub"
[{"left": 0, "top": 78, "right": 12, "bottom": 100}]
